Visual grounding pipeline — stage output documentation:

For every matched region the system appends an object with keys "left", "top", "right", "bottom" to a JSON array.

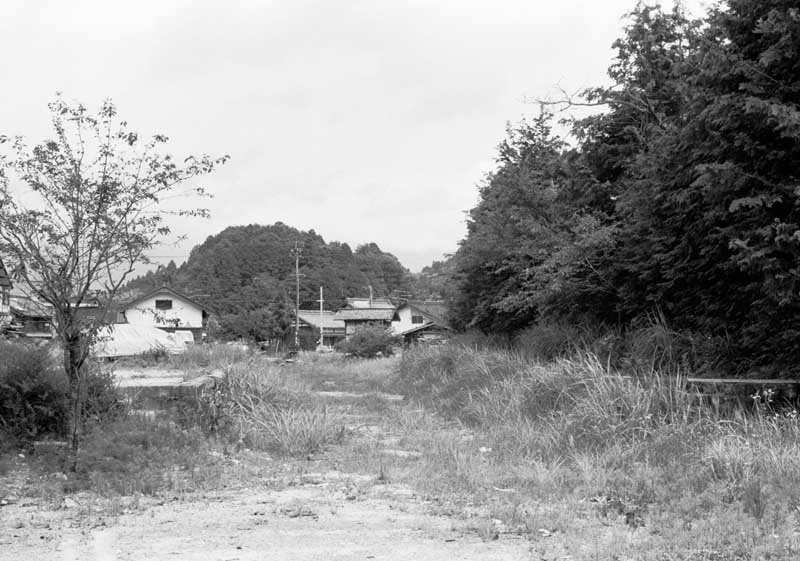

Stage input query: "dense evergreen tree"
[
  {"left": 612, "top": 0, "right": 800, "bottom": 370},
  {"left": 450, "top": 115, "right": 571, "bottom": 331},
  {"left": 451, "top": 0, "right": 800, "bottom": 373}
]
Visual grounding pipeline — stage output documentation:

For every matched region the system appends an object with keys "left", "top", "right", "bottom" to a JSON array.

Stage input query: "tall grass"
[
  {"left": 397, "top": 339, "right": 800, "bottom": 533},
  {"left": 170, "top": 343, "right": 251, "bottom": 372},
  {"left": 208, "top": 359, "right": 346, "bottom": 456}
]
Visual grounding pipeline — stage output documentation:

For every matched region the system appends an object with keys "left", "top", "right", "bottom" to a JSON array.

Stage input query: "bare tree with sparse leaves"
[{"left": 0, "top": 94, "right": 227, "bottom": 462}]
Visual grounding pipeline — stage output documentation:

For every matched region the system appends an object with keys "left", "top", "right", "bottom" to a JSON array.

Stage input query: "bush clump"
[
  {"left": 0, "top": 341, "right": 123, "bottom": 450},
  {"left": 0, "top": 341, "right": 68, "bottom": 448},
  {"left": 335, "top": 325, "right": 400, "bottom": 359}
]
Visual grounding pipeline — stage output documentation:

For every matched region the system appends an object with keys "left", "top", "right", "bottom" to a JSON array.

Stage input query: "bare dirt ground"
[
  {"left": 0, "top": 367, "right": 534, "bottom": 561},
  {"left": 2, "top": 482, "right": 529, "bottom": 560}
]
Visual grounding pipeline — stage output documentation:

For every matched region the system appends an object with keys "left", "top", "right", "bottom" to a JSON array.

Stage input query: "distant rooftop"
[
  {"left": 344, "top": 297, "right": 395, "bottom": 310},
  {"left": 401, "top": 300, "right": 448, "bottom": 326},
  {"left": 297, "top": 309, "right": 345, "bottom": 330},
  {"left": 334, "top": 308, "right": 398, "bottom": 322}
]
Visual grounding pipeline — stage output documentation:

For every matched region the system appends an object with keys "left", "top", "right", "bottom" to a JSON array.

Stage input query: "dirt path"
[
  {"left": 1, "top": 379, "right": 533, "bottom": 560},
  {"left": 7, "top": 485, "right": 526, "bottom": 560}
]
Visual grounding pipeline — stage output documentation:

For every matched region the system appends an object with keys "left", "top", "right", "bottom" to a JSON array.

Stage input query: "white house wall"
[
  {"left": 392, "top": 305, "right": 428, "bottom": 335},
  {"left": 125, "top": 294, "right": 203, "bottom": 328}
]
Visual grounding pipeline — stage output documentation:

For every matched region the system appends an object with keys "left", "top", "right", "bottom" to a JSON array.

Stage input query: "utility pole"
[
  {"left": 294, "top": 241, "right": 301, "bottom": 350},
  {"left": 317, "top": 286, "right": 324, "bottom": 347}
]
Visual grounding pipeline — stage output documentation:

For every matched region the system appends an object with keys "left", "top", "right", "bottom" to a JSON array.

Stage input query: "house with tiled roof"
[
  {"left": 296, "top": 309, "right": 346, "bottom": 347},
  {"left": 334, "top": 297, "right": 400, "bottom": 339}
]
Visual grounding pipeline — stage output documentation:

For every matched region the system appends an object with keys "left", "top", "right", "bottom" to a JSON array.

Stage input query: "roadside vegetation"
[
  {"left": 392, "top": 332, "right": 800, "bottom": 560},
  {"left": 3, "top": 335, "right": 799, "bottom": 558}
]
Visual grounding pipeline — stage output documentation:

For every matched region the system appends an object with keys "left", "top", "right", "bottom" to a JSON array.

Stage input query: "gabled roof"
[
  {"left": 397, "top": 322, "right": 448, "bottom": 336},
  {"left": 344, "top": 297, "right": 395, "bottom": 310},
  {"left": 399, "top": 300, "right": 449, "bottom": 327},
  {"left": 296, "top": 309, "right": 345, "bottom": 330},
  {"left": 124, "top": 286, "right": 208, "bottom": 313},
  {"left": 0, "top": 258, "right": 12, "bottom": 289},
  {"left": 334, "top": 308, "right": 399, "bottom": 322}
]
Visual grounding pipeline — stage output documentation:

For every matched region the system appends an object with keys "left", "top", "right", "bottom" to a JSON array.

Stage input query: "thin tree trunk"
[{"left": 63, "top": 335, "right": 84, "bottom": 472}]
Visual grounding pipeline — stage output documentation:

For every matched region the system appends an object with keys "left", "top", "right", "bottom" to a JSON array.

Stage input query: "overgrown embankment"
[{"left": 397, "top": 341, "right": 800, "bottom": 559}]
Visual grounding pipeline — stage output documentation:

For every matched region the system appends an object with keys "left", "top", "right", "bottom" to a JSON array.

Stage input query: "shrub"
[
  {"left": 0, "top": 342, "right": 122, "bottom": 450},
  {"left": 514, "top": 322, "right": 585, "bottom": 361},
  {"left": 81, "top": 363, "right": 123, "bottom": 423},
  {"left": 0, "top": 341, "right": 68, "bottom": 447},
  {"left": 335, "top": 325, "right": 400, "bottom": 358}
]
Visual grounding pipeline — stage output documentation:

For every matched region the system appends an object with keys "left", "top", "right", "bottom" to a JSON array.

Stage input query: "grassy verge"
[{"left": 393, "top": 343, "right": 800, "bottom": 559}]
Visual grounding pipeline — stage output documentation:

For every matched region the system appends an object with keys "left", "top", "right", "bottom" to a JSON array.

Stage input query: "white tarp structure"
[
  {"left": 93, "top": 324, "right": 187, "bottom": 358},
  {"left": 171, "top": 330, "right": 196, "bottom": 346}
]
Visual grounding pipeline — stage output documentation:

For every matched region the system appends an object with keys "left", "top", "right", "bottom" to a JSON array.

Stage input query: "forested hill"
[{"left": 124, "top": 222, "right": 412, "bottom": 315}]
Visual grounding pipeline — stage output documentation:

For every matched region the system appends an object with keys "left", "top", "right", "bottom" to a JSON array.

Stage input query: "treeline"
[
  {"left": 124, "top": 222, "right": 412, "bottom": 341},
  {"left": 449, "top": 0, "right": 800, "bottom": 375}
]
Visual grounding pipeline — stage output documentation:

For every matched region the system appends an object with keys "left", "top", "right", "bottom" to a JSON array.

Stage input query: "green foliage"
[
  {"left": 124, "top": 223, "right": 412, "bottom": 317},
  {"left": 218, "top": 303, "right": 292, "bottom": 343},
  {"left": 408, "top": 258, "right": 457, "bottom": 301},
  {"left": 450, "top": 114, "right": 571, "bottom": 332},
  {"left": 335, "top": 325, "right": 400, "bottom": 358},
  {"left": 0, "top": 342, "right": 122, "bottom": 450},
  {"left": 447, "top": 1, "right": 800, "bottom": 374},
  {"left": 0, "top": 342, "right": 68, "bottom": 447},
  {"left": 81, "top": 364, "right": 123, "bottom": 423},
  {"left": 123, "top": 223, "right": 414, "bottom": 343}
]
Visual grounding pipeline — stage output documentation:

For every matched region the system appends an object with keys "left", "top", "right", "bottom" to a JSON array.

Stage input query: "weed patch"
[
  {"left": 29, "top": 415, "right": 223, "bottom": 496},
  {"left": 395, "top": 341, "right": 800, "bottom": 558}
]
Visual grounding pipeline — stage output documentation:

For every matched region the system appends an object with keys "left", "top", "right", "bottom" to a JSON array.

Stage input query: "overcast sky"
[{"left": 1, "top": 0, "right": 706, "bottom": 272}]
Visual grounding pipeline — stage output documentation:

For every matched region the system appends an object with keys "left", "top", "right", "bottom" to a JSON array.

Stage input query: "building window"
[
  {"left": 155, "top": 299, "right": 173, "bottom": 310},
  {"left": 411, "top": 315, "right": 424, "bottom": 324}
]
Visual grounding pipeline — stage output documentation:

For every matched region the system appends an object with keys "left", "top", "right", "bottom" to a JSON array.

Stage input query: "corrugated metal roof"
[
  {"left": 334, "top": 308, "right": 398, "bottom": 321},
  {"left": 297, "top": 310, "right": 345, "bottom": 330}
]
